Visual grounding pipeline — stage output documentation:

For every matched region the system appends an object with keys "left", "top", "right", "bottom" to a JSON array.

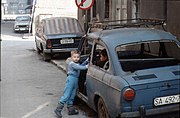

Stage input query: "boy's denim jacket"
[{"left": 66, "top": 58, "right": 88, "bottom": 78}]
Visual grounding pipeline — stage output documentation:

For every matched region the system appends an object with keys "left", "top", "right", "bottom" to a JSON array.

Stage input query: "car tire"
[
  {"left": 98, "top": 97, "right": 110, "bottom": 118},
  {"left": 43, "top": 52, "right": 51, "bottom": 61}
]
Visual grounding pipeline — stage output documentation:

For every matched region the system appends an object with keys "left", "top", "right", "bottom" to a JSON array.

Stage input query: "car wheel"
[
  {"left": 98, "top": 97, "right": 109, "bottom": 118},
  {"left": 43, "top": 52, "right": 51, "bottom": 61}
]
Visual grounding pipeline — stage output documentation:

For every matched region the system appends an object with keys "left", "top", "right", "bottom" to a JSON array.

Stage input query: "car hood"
[
  {"left": 121, "top": 65, "right": 180, "bottom": 111},
  {"left": 123, "top": 65, "right": 179, "bottom": 88}
]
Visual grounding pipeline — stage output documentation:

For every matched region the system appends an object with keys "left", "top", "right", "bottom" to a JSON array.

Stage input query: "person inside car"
[{"left": 96, "top": 49, "right": 109, "bottom": 69}]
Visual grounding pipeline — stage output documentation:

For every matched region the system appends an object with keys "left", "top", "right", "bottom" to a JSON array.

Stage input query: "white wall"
[{"left": 32, "top": 0, "right": 78, "bottom": 35}]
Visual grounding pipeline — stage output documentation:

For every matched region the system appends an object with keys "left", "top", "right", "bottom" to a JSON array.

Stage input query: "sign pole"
[{"left": 29, "top": 0, "right": 37, "bottom": 36}]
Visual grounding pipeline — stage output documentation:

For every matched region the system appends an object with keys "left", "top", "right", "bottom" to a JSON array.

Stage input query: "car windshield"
[
  {"left": 116, "top": 40, "right": 180, "bottom": 72},
  {"left": 16, "top": 16, "right": 31, "bottom": 21}
]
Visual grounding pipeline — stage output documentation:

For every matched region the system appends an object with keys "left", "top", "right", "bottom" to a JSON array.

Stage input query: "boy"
[{"left": 55, "top": 50, "right": 88, "bottom": 118}]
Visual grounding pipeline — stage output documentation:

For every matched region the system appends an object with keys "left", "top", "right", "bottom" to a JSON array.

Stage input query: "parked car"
[
  {"left": 35, "top": 17, "right": 84, "bottom": 61},
  {"left": 73, "top": 19, "right": 180, "bottom": 118},
  {"left": 14, "top": 15, "right": 31, "bottom": 32}
]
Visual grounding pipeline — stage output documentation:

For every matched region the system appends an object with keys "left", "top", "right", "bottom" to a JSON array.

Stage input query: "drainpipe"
[
  {"left": 85, "top": 10, "right": 88, "bottom": 33},
  {"left": 163, "top": 0, "right": 167, "bottom": 23},
  {"left": 135, "top": 0, "right": 140, "bottom": 19},
  {"left": 163, "top": 0, "right": 167, "bottom": 31}
]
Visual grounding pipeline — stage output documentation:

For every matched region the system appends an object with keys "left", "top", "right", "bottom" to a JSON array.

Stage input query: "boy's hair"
[{"left": 71, "top": 49, "right": 80, "bottom": 56}]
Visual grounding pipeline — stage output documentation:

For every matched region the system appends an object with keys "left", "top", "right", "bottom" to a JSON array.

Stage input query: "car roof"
[
  {"left": 87, "top": 28, "right": 177, "bottom": 47},
  {"left": 41, "top": 17, "right": 84, "bottom": 35}
]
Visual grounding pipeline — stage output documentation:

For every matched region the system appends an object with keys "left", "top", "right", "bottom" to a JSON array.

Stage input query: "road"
[{"left": 0, "top": 21, "right": 97, "bottom": 118}]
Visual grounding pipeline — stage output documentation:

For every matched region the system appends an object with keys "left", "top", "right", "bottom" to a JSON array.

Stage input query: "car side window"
[
  {"left": 92, "top": 44, "right": 109, "bottom": 70},
  {"left": 80, "top": 38, "right": 93, "bottom": 63},
  {"left": 81, "top": 38, "right": 93, "bottom": 55}
]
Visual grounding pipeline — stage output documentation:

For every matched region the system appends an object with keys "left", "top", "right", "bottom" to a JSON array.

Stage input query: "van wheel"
[
  {"left": 98, "top": 97, "right": 109, "bottom": 118},
  {"left": 43, "top": 52, "right": 51, "bottom": 61}
]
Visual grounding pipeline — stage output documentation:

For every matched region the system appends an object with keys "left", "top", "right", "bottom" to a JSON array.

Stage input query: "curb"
[
  {"left": 22, "top": 34, "right": 34, "bottom": 39},
  {"left": 51, "top": 60, "right": 67, "bottom": 73}
]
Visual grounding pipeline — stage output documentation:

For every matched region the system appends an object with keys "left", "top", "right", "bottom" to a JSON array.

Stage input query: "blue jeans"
[{"left": 59, "top": 75, "right": 78, "bottom": 107}]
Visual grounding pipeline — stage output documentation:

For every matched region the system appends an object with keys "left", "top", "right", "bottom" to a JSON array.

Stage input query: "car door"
[
  {"left": 77, "top": 37, "right": 93, "bottom": 97},
  {"left": 85, "top": 42, "right": 112, "bottom": 111}
]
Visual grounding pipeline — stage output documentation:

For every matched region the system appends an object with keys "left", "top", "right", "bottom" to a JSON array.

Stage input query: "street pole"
[
  {"left": 163, "top": 0, "right": 167, "bottom": 22},
  {"left": 29, "top": 0, "right": 37, "bottom": 36},
  {"left": 85, "top": 10, "right": 88, "bottom": 33},
  {"left": 0, "top": 9, "right": 1, "bottom": 81},
  {"left": 0, "top": 38, "right": 1, "bottom": 81}
]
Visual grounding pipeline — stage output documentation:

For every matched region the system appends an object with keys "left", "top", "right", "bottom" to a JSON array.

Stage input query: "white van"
[{"left": 14, "top": 15, "right": 31, "bottom": 32}]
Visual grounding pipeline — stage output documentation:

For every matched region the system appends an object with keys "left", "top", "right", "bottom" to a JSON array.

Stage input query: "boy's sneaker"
[
  {"left": 68, "top": 106, "right": 79, "bottom": 115},
  {"left": 54, "top": 109, "right": 62, "bottom": 118},
  {"left": 54, "top": 103, "right": 64, "bottom": 118}
]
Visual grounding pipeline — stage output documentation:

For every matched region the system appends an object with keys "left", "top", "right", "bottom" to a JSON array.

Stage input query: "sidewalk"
[
  {"left": 51, "top": 59, "right": 67, "bottom": 73},
  {"left": 22, "top": 33, "right": 35, "bottom": 39},
  {"left": 28, "top": 34, "right": 68, "bottom": 74}
]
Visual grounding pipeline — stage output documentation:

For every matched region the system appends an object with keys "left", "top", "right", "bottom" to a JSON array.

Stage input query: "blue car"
[{"left": 76, "top": 19, "right": 180, "bottom": 118}]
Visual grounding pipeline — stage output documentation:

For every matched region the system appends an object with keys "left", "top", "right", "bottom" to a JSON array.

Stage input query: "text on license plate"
[
  {"left": 60, "top": 39, "right": 74, "bottom": 44},
  {"left": 20, "top": 28, "right": 26, "bottom": 30},
  {"left": 154, "top": 94, "right": 180, "bottom": 106}
]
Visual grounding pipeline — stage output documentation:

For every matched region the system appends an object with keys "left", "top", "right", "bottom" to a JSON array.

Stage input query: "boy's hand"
[
  {"left": 85, "top": 57, "right": 89, "bottom": 62},
  {"left": 86, "top": 64, "right": 89, "bottom": 68}
]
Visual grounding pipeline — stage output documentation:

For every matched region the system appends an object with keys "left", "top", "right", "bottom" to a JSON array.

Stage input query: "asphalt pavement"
[
  {"left": 21, "top": 34, "right": 67, "bottom": 73},
  {"left": 1, "top": 21, "right": 97, "bottom": 118}
]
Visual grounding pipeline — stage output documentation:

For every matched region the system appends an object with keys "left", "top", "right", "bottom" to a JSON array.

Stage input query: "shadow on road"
[{"left": 52, "top": 52, "right": 71, "bottom": 60}]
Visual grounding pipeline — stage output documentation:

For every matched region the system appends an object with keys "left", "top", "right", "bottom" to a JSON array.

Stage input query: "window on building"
[
  {"left": 105, "top": 0, "right": 109, "bottom": 18},
  {"left": 92, "top": 0, "right": 96, "bottom": 18}
]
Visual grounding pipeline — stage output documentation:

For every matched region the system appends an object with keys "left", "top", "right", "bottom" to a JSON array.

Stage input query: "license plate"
[
  {"left": 154, "top": 94, "right": 180, "bottom": 106},
  {"left": 60, "top": 38, "right": 74, "bottom": 44},
  {"left": 20, "top": 28, "right": 26, "bottom": 30}
]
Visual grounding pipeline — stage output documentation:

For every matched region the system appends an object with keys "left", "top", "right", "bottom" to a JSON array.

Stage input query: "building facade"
[
  {"left": 32, "top": 0, "right": 78, "bottom": 35},
  {"left": 2, "top": 0, "right": 30, "bottom": 14},
  {"left": 1, "top": 0, "right": 32, "bottom": 20},
  {"left": 139, "top": 0, "right": 180, "bottom": 41},
  {"left": 78, "top": 0, "right": 137, "bottom": 32},
  {"left": 78, "top": 0, "right": 180, "bottom": 40}
]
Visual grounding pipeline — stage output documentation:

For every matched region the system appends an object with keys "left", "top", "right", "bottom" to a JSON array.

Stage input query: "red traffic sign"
[{"left": 75, "top": 0, "right": 94, "bottom": 10}]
